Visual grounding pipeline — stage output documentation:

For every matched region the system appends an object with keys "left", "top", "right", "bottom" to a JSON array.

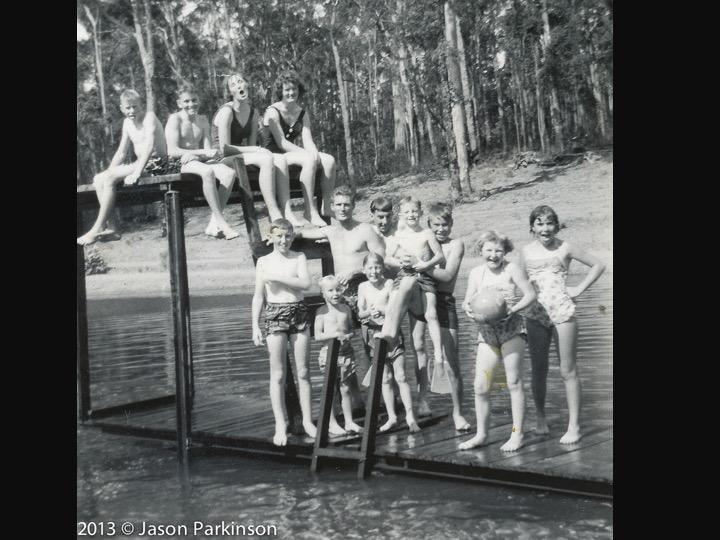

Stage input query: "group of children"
[
  {"left": 252, "top": 187, "right": 606, "bottom": 452},
  {"left": 77, "top": 70, "right": 335, "bottom": 246}
]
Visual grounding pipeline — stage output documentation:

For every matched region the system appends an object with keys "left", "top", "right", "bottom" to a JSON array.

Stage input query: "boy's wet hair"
[
  {"left": 269, "top": 218, "right": 294, "bottom": 234},
  {"left": 363, "top": 252, "right": 385, "bottom": 268},
  {"left": 476, "top": 230, "right": 514, "bottom": 254},
  {"left": 222, "top": 72, "right": 250, "bottom": 100},
  {"left": 332, "top": 184, "right": 355, "bottom": 203},
  {"left": 318, "top": 274, "right": 340, "bottom": 291},
  {"left": 120, "top": 89, "right": 141, "bottom": 103},
  {"left": 399, "top": 196, "right": 422, "bottom": 210},
  {"left": 175, "top": 82, "right": 197, "bottom": 99},
  {"left": 274, "top": 69, "right": 306, "bottom": 101},
  {"left": 370, "top": 196, "right": 393, "bottom": 213},
  {"left": 529, "top": 205, "right": 560, "bottom": 233},
  {"left": 427, "top": 202, "right": 453, "bottom": 226}
]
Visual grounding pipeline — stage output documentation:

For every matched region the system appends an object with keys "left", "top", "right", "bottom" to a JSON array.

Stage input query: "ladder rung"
[{"left": 314, "top": 447, "right": 363, "bottom": 460}]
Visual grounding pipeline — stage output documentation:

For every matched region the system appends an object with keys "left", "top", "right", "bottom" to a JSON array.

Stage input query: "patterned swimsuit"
[
  {"left": 475, "top": 264, "right": 526, "bottom": 348},
  {"left": 523, "top": 256, "right": 576, "bottom": 327}
]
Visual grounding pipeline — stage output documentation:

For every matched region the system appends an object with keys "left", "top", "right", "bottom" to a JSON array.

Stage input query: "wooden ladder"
[{"left": 310, "top": 336, "right": 389, "bottom": 479}]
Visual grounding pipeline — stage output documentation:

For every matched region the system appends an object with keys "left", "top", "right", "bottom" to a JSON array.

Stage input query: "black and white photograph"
[{"left": 77, "top": 0, "right": 613, "bottom": 537}]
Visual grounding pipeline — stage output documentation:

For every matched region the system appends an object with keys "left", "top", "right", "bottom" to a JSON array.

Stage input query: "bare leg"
[
  {"left": 376, "top": 277, "right": 419, "bottom": 342},
  {"left": 244, "top": 151, "right": 282, "bottom": 221},
  {"left": 77, "top": 164, "right": 136, "bottom": 245},
  {"left": 526, "top": 318, "right": 552, "bottom": 434},
  {"left": 423, "top": 292, "right": 444, "bottom": 369},
  {"left": 459, "top": 343, "right": 500, "bottom": 450},
  {"left": 556, "top": 319, "right": 581, "bottom": 444},
  {"left": 317, "top": 152, "right": 336, "bottom": 218},
  {"left": 290, "top": 330, "right": 316, "bottom": 438},
  {"left": 393, "top": 354, "right": 420, "bottom": 432},
  {"left": 266, "top": 334, "right": 288, "bottom": 446},
  {"left": 269, "top": 154, "right": 300, "bottom": 227},
  {"left": 410, "top": 316, "right": 431, "bottom": 417},
  {"left": 500, "top": 336, "right": 527, "bottom": 451},
  {"left": 182, "top": 161, "right": 239, "bottom": 240},
  {"left": 340, "top": 380, "right": 363, "bottom": 433},
  {"left": 442, "top": 327, "right": 469, "bottom": 431},
  {"left": 379, "top": 364, "right": 398, "bottom": 432},
  {"left": 283, "top": 151, "right": 325, "bottom": 227}
]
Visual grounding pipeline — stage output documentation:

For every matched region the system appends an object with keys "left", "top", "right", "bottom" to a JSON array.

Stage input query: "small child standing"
[
  {"left": 251, "top": 219, "right": 317, "bottom": 446},
  {"left": 314, "top": 275, "right": 364, "bottom": 434},
  {"left": 459, "top": 231, "right": 536, "bottom": 452},
  {"left": 357, "top": 253, "right": 420, "bottom": 433}
]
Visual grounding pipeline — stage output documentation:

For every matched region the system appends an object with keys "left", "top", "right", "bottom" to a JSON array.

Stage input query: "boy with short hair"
[
  {"left": 369, "top": 196, "right": 395, "bottom": 238},
  {"left": 251, "top": 219, "right": 317, "bottom": 446},
  {"left": 165, "top": 83, "right": 239, "bottom": 240},
  {"left": 357, "top": 253, "right": 420, "bottom": 433},
  {"left": 77, "top": 89, "right": 173, "bottom": 245},
  {"left": 314, "top": 275, "right": 364, "bottom": 434}
]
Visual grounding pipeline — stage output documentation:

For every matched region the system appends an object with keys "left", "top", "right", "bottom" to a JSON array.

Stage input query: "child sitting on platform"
[
  {"left": 251, "top": 219, "right": 317, "bottom": 446},
  {"left": 357, "top": 253, "right": 420, "bottom": 433},
  {"left": 77, "top": 89, "right": 175, "bottom": 246},
  {"left": 165, "top": 83, "right": 239, "bottom": 240},
  {"left": 314, "top": 275, "right": 364, "bottom": 435}
]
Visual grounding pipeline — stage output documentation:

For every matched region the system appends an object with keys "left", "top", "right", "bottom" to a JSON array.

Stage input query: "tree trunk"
[
  {"left": 589, "top": 61, "right": 608, "bottom": 141},
  {"left": 83, "top": 5, "right": 113, "bottom": 155},
  {"left": 221, "top": 0, "right": 237, "bottom": 68},
  {"left": 423, "top": 102, "right": 439, "bottom": 159},
  {"left": 532, "top": 43, "right": 548, "bottom": 154},
  {"left": 330, "top": 10, "right": 355, "bottom": 188},
  {"left": 444, "top": 1, "right": 471, "bottom": 194},
  {"left": 367, "top": 34, "right": 379, "bottom": 172},
  {"left": 540, "top": 0, "right": 564, "bottom": 151},
  {"left": 130, "top": 0, "right": 155, "bottom": 112},
  {"left": 455, "top": 15, "right": 478, "bottom": 156},
  {"left": 496, "top": 70, "right": 507, "bottom": 155},
  {"left": 440, "top": 70, "right": 462, "bottom": 201},
  {"left": 392, "top": 79, "right": 406, "bottom": 153},
  {"left": 158, "top": 3, "right": 184, "bottom": 83}
]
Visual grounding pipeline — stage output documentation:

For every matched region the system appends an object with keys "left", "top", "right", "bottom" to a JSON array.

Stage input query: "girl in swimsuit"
[
  {"left": 211, "top": 72, "right": 287, "bottom": 235},
  {"left": 261, "top": 69, "right": 336, "bottom": 228},
  {"left": 520, "top": 205, "right": 605, "bottom": 444},
  {"left": 459, "top": 231, "right": 536, "bottom": 452}
]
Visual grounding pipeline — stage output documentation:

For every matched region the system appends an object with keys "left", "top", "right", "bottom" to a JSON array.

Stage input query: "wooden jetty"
[{"left": 77, "top": 157, "right": 612, "bottom": 500}]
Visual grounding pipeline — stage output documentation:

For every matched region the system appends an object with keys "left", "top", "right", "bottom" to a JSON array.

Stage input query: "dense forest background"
[{"left": 77, "top": 0, "right": 612, "bottom": 201}]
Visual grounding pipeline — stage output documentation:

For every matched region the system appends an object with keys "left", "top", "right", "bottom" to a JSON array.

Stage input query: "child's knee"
[
  {"left": 560, "top": 366, "right": 578, "bottom": 382},
  {"left": 473, "top": 378, "right": 490, "bottom": 396},
  {"left": 217, "top": 166, "right": 235, "bottom": 185},
  {"left": 505, "top": 375, "right": 522, "bottom": 392},
  {"left": 394, "top": 370, "right": 407, "bottom": 385},
  {"left": 269, "top": 370, "right": 285, "bottom": 386},
  {"left": 295, "top": 365, "right": 310, "bottom": 381},
  {"left": 425, "top": 306, "right": 439, "bottom": 323}
]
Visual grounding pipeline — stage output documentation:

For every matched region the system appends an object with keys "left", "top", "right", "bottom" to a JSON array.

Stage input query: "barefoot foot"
[
  {"left": 559, "top": 427, "right": 581, "bottom": 445},
  {"left": 407, "top": 419, "right": 422, "bottom": 433},
  {"left": 273, "top": 425, "right": 288, "bottom": 447},
  {"left": 416, "top": 398, "right": 432, "bottom": 418},
  {"left": 205, "top": 221, "right": 222, "bottom": 238},
  {"left": 345, "top": 421, "right": 364, "bottom": 434},
  {"left": 501, "top": 431, "right": 525, "bottom": 452},
  {"left": 453, "top": 414, "right": 471, "bottom": 432},
  {"left": 328, "top": 421, "right": 347, "bottom": 436},
  {"left": 77, "top": 231, "right": 101, "bottom": 246},
  {"left": 534, "top": 416, "right": 550, "bottom": 435},
  {"left": 303, "top": 421, "right": 317, "bottom": 439},
  {"left": 220, "top": 225, "right": 240, "bottom": 240},
  {"left": 379, "top": 417, "right": 398, "bottom": 432},
  {"left": 458, "top": 433, "right": 488, "bottom": 450}
]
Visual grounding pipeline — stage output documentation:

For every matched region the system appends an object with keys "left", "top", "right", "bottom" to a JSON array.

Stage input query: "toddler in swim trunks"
[
  {"left": 460, "top": 230, "right": 537, "bottom": 453},
  {"left": 357, "top": 253, "right": 420, "bottom": 433},
  {"left": 251, "top": 219, "right": 317, "bottom": 447},
  {"left": 314, "top": 275, "right": 364, "bottom": 435}
]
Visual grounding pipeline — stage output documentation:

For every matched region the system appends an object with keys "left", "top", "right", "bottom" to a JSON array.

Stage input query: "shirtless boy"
[
  {"left": 357, "top": 253, "right": 420, "bottom": 433},
  {"left": 165, "top": 84, "right": 239, "bottom": 240},
  {"left": 251, "top": 219, "right": 317, "bottom": 446},
  {"left": 409, "top": 203, "right": 470, "bottom": 431},
  {"left": 77, "top": 89, "right": 171, "bottom": 245},
  {"left": 314, "top": 275, "right": 364, "bottom": 435}
]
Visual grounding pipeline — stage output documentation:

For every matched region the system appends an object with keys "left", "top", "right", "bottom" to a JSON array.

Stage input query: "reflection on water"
[{"left": 80, "top": 277, "right": 613, "bottom": 538}]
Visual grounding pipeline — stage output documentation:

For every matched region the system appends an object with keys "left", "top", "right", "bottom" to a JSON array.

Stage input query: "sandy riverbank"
[{"left": 82, "top": 153, "right": 612, "bottom": 300}]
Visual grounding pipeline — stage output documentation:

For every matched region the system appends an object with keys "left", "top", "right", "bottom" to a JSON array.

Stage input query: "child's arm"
[
  {"left": 314, "top": 311, "right": 350, "bottom": 342},
  {"left": 413, "top": 231, "right": 446, "bottom": 273},
  {"left": 251, "top": 260, "right": 266, "bottom": 346},
  {"left": 461, "top": 267, "right": 481, "bottom": 321},
  {"left": 340, "top": 305, "right": 355, "bottom": 341},
  {"left": 430, "top": 239, "right": 464, "bottom": 283},
  {"left": 264, "top": 253, "right": 312, "bottom": 290},
  {"left": 125, "top": 112, "right": 161, "bottom": 185},
  {"left": 356, "top": 283, "right": 372, "bottom": 320},
  {"left": 566, "top": 243, "right": 606, "bottom": 299},
  {"left": 505, "top": 262, "right": 537, "bottom": 315},
  {"left": 165, "top": 114, "right": 217, "bottom": 163},
  {"left": 108, "top": 122, "right": 131, "bottom": 168}
]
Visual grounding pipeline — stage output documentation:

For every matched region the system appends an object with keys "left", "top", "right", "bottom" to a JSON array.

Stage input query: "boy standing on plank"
[{"left": 78, "top": 89, "right": 174, "bottom": 246}]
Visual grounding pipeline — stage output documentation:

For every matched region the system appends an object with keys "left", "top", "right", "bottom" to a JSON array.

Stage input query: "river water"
[{"left": 78, "top": 275, "right": 612, "bottom": 539}]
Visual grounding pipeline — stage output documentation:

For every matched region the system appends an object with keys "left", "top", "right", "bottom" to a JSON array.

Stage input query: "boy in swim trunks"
[
  {"left": 357, "top": 253, "right": 420, "bottom": 433},
  {"left": 165, "top": 83, "right": 240, "bottom": 240},
  {"left": 252, "top": 219, "right": 317, "bottom": 446},
  {"left": 78, "top": 89, "right": 177, "bottom": 245},
  {"left": 314, "top": 275, "right": 364, "bottom": 434},
  {"left": 375, "top": 197, "right": 445, "bottom": 374}
]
